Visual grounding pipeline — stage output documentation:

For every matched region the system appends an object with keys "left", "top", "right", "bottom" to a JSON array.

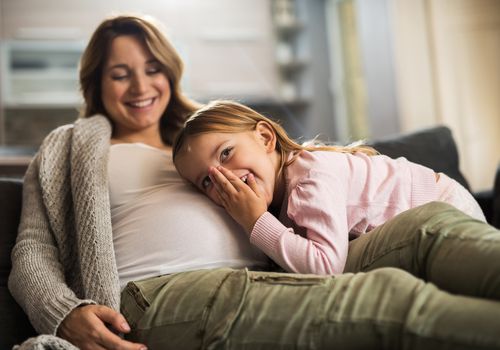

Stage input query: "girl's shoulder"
[
  {"left": 292, "top": 149, "right": 352, "bottom": 168},
  {"left": 286, "top": 150, "right": 349, "bottom": 185}
]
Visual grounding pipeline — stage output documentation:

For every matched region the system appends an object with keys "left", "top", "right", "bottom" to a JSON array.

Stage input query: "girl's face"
[
  {"left": 175, "top": 123, "right": 280, "bottom": 207},
  {"left": 101, "top": 35, "right": 171, "bottom": 141}
]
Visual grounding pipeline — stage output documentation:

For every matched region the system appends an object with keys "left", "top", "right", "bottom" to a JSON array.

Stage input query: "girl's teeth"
[
  {"left": 241, "top": 175, "right": 248, "bottom": 183},
  {"left": 130, "top": 98, "right": 154, "bottom": 108}
]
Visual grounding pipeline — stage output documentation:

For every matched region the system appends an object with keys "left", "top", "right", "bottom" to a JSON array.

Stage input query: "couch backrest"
[
  {"left": 0, "top": 178, "right": 37, "bottom": 348},
  {"left": 370, "top": 126, "right": 470, "bottom": 190}
]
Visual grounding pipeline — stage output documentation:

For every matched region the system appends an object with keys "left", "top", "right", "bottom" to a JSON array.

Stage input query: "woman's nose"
[{"left": 129, "top": 73, "right": 147, "bottom": 94}]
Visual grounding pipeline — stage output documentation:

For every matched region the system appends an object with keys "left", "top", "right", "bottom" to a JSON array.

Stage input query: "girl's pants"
[{"left": 121, "top": 202, "right": 500, "bottom": 349}]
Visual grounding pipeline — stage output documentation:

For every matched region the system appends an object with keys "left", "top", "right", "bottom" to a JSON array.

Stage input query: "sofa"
[{"left": 1, "top": 125, "right": 499, "bottom": 349}]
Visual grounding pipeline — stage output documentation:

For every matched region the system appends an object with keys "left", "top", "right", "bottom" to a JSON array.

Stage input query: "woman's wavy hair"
[
  {"left": 79, "top": 14, "right": 200, "bottom": 144},
  {"left": 173, "top": 100, "right": 377, "bottom": 174}
]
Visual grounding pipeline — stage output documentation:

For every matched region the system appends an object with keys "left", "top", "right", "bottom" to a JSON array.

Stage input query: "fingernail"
[
  {"left": 121, "top": 322, "right": 130, "bottom": 332},
  {"left": 140, "top": 347, "right": 148, "bottom": 350}
]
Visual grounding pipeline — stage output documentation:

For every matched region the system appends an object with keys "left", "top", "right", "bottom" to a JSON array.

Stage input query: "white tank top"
[{"left": 108, "top": 143, "right": 269, "bottom": 288}]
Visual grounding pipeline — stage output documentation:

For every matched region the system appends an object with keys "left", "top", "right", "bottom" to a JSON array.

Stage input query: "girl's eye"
[
  {"left": 220, "top": 147, "right": 233, "bottom": 162},
  {"left": 201, "top": 176, "right": 212, "bottom": 190}
]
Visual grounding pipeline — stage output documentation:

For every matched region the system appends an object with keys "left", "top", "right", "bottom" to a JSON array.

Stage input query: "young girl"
[{"left": 173, "top": 100, "right": 486, "bottom": 275}]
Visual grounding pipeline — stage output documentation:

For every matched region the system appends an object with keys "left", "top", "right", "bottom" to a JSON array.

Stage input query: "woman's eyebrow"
[
  {"left": 107, "top": 59, "right": 159, "bottom": 71},
  {"left": 106, "top": 63, "right": 128, "bottom": 72}
]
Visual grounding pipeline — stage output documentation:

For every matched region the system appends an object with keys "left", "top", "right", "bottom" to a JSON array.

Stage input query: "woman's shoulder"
[
  {"left": 37, "top": 115, "right": 110, "bottom": 158},
  {"left": 40, "top": 122, "right": 75, "bottom": 148},
  {"left": 42, "top": 115, "right": 110, "bottom": 144}
]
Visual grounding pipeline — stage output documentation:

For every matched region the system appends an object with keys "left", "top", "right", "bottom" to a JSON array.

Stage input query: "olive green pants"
[{"left": 121, "top": 202, "right": 500, "bottom": 349}]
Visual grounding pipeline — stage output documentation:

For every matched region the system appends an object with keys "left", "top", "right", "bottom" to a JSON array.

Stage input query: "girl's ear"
[{"left": 255, "top": 121, "right": 277, "bottom": 153}]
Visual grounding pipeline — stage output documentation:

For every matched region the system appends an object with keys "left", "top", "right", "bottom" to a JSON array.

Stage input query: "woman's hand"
[
  {"left": 209, "top": 166, "right": 268, "bottom": 234},
  {"left": 57, "top": 304, "right": 147, "bottom": 350}
]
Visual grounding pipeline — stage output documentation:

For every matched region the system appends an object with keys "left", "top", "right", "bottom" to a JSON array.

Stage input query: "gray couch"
[{"left": 1, "top": 125, "right": 499, "bottom": 349}]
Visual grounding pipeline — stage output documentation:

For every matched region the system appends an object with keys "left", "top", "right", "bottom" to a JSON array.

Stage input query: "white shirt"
[{"left": 108, "top": 143, "right": 268, "bottom": 288}]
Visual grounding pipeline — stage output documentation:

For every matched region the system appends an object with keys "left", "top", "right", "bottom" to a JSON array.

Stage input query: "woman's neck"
[
  {"left": 111, "top": 125, "right": 171, "bottom": 151},
  {"left": 111, "top": 133, "right": 170, "bottom": 151}
]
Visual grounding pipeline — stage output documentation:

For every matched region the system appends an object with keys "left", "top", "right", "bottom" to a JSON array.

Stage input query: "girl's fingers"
[
  {"left": 210, "top": 167, "right": 238, "bottom": 195},
  {"left": 246, "top": 173, "right": 260, "bottom": 194},
  {"left": 215, "top": 190, "right": 227, "bottom": 208},
  {"left": 216, "top": 166, "right": 246, "bottom": 191}
]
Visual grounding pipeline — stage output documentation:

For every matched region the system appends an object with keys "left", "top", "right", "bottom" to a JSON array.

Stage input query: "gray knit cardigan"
[{"left": 8, "top": 115, "right": 121, "bottom": 347}]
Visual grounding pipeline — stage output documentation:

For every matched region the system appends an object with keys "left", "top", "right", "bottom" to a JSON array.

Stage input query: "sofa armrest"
[
  {"left": 492, "top": 164, "right": 500, "bottom": 228},
  {"left": 368, "top": 126, "right": 500, "bottom": 227},
  {"left": 369, "top": 126, "right": 470, "bottom": 190},
  {"left": 473, "top": 189, "right": 494, "bottom": 223}
]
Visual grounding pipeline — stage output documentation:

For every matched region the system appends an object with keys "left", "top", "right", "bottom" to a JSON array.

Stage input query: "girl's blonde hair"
[
  {"left": 173, "top": 100, "right": 377, "bottom": 172},
  {"left": 79, "top": 14, "right": 200, "bottom": 144}
]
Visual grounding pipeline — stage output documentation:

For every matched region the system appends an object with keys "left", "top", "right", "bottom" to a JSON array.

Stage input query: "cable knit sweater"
[{"left": 8, "top": 115, "right": 120, "bottom": 341}]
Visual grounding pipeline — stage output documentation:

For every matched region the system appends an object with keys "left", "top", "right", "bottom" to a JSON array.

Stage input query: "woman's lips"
[{"left": 126, "top": 97, "right": 156, "bottom": 108}]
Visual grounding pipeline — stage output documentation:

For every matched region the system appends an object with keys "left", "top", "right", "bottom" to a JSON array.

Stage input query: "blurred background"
[{"left": 0, "top": 0, "right": 499, "bottom": 191}]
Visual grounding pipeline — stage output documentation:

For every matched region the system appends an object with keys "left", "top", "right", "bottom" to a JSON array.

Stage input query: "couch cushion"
[
  {"left": 0, "top": 178, "right": 23, "bottom": 286},
  {"left": 0, "top": 178, "right": 37, "bottom": 348},
  {"left": 0, "top": 286, "right": 36, "bottom": 349},
  {"left": 370, "top": 126, "right": 470, "bottom": 191}
]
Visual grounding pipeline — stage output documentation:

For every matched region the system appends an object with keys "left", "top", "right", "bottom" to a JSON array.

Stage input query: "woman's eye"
[
  {"left": 201, "top": 176, "right": 212, "bottom": 189},
  {"left": 146, "top": 67, "right": 161, "bottom": 75},
  {"left": 111, "top": 73, "right": 129, "bottom": 81},
  {"left": 220, "top": 147, "right": 233, "bottom": 162}
]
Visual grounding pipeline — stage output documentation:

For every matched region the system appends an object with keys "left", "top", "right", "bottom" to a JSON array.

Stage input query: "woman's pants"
[{"left": 121, "top": 202, "right": 500, "bottom": 349}]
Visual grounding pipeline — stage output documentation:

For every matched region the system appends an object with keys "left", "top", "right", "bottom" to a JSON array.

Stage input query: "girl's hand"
[
  {"left": 209, "top": 166, "right": 268, "bottom": 234},
  {"left": 57, "top": 304, "right": 147, "bottom": 350}
]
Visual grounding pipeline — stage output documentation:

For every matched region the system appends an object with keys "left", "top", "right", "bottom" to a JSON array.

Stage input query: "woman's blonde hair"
[
  {"left": 79, "top": 14, "right": 200, "bottom": 144},
  {"left": 173, "top": 100, "right": 377, "bottom": 173}
]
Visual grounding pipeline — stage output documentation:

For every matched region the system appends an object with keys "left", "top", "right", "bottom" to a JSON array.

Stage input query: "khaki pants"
[{"left": 121, "top": 202, "right": 500, "bottom": 349}]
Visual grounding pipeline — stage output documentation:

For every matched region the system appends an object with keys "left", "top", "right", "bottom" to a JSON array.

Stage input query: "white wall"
[
  {"left": 390, "top": 0, "right": 500, "bottom": 191},
  {"left": 1, "top": 0, "right": 279, "bottom": 103}
]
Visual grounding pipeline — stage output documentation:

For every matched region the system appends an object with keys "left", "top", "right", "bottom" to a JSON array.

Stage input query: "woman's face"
[{"left": 101, "top": 35, "right": 171, "bottom": 141}]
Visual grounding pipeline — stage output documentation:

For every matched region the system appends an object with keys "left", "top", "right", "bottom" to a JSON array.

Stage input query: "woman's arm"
[
  {"left": 8, "top": 157, "right": 95, "bottom": 334},
  {"left": 9, "top": 155, "right": 146, "bottom": 350}
]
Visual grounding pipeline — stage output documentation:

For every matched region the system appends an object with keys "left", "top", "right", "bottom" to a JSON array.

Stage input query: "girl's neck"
[
  {"left": 269, "top": 151, "right": 289, "bottom": 216},
  {"left": 269, "top": 174, "right": 286, "bottom": 216}
]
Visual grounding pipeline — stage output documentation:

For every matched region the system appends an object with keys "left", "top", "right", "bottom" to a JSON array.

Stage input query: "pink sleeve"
[{"left": 250, "top": 171, "right": 349, "bottom": 275}]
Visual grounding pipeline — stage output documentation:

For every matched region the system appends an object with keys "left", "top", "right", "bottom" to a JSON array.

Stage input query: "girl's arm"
[
  {"left": 252, "top": 171, "right": 349, "bottom": 275},
  {"left": 209, "top": 166, "right": 348, "bottom": 275}
]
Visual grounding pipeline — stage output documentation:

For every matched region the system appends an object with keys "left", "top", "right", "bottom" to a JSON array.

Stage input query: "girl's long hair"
[
  {"left": 79, "top": 14, "right": 200, "bottom": 144},
  {"left": 173, "top": 100, "right": 377, "bottom": 174}
]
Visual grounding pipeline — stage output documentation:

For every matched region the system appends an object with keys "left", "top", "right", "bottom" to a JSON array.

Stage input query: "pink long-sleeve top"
[{"left": 250, "top": 150, "right": 440, "bottom": 275}]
